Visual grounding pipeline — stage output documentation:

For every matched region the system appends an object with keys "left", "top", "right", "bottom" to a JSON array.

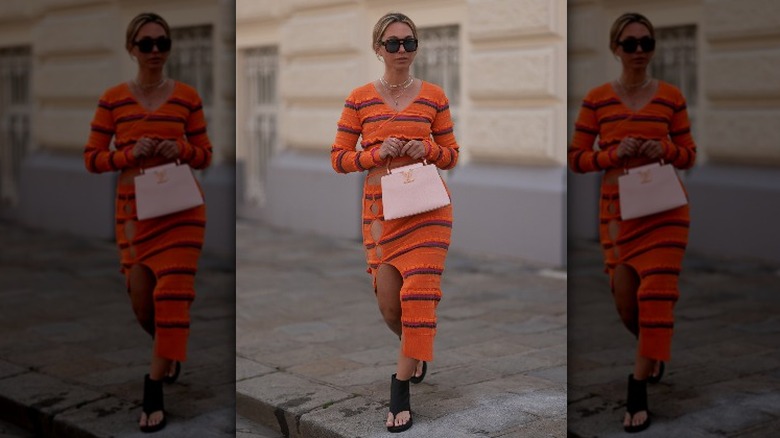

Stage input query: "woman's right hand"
[
  {"left": 616, "top": 137, "right": 641, "bottom": 159},
  {"left": 133, "top": 137, "right": 158, "bottom": 159},
  {"left": 379, "top": 137, "right": 404, "bottom": 160}
]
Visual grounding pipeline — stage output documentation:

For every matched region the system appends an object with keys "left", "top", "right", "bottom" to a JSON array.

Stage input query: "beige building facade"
[
  {"left": 0, "top": 0, "right": 235, "bottom": 255},
  {"left": 236, "top": 0, "right": 568, "bottom": 266},
  {"left": 568, "top": 0, "right": 780, "bottom": 263}
]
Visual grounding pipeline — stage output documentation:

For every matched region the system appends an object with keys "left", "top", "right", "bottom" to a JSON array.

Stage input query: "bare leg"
[
  {"left": 613, "top": 264, "right": 652, "bottom": 428},
  {"left": 652, "top": 360, "right": 661, "bottom": 378},
  {"left": 376, "top": 264, "right": 403, "bottom": 337},
  {"left": 128, "top": 264, "right": 156, "bottom": 337},
  {"left": 612, "top": 264, "right": 640, "bottom": 337},
  {"left": 377, "top": 264, "right": 419, "bottom": 428},
  {"left": 128, "top": 264, "right": 167, "bottom": 428},
  {"left": 376, "top": 265, "right": 425, "bottom": 378}
]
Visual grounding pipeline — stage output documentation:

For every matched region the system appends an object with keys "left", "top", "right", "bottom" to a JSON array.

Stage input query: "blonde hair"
[
  {"left": 372, "top": 12, "right": 418, "bottom": 51},
  {"left": 609, "top": 12, "right": 654, "bottom": 52},
  {"left": 126, "top": 12, "right": 171, "bottom": 52}
]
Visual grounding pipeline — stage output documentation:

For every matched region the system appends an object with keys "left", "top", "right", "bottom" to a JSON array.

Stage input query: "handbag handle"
[
  {"left": 385, "top": 157, "right": 429, "bottom": 175},
  {"left": 140, "top": 159, "right": 181, "bottom": 174},
  {"left": 623, "top": 158, "right": 666, "bottom": 175}
]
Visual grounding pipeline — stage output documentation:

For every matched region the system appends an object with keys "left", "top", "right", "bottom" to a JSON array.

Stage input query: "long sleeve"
[
  {"left": 423, "top": 96, "right": 458, "bottom": 170},
  {"left": 331, "top": 98, "right": 383, "bottom": 174},
  {"left": 570, "top": 83, "right": 697, "bottom": 174},
  {"left": 332, "top": 83, "right": 461, "bottom": 173},
  {"left": 84, "top": 96, "right": 139, "bottom": 173},
  {"left": 661, "top": 93, "right": 696, "bottom": 170},
  {"left": 85, "top": 84, "right": 212, "bottom": 174},
  {"left": 177, "top": 95, "right": 212, "bottom": 170},
  {"left": 568, "top": 95, "right": 621, "bottom": 174}
]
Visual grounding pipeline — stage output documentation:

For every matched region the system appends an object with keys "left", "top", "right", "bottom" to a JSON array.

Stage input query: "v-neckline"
[
  {"left": 373, "top": 80, "right": 425, "bottom": 114},
  {"left": 126, "top": 80, "right": 177, "bottom": 113},
  {"left": 610, "top": 79, "right": 661, "bottom": 114}
]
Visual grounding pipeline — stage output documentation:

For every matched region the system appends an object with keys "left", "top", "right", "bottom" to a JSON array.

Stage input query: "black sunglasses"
[
  {"left": 617, "top": 36, "right": 655, "bottom": 54},
  {"left": 380, "top": 37, "right": 418, "bottom": 53},
  {"left": 133, "top": 36, "right": 172, "bottom": 54}
]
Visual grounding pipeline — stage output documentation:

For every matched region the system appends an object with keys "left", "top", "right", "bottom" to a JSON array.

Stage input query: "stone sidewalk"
[
  {"left": 237, "top": 414, "right": 282, "bottom": 438},
  {"left": 236, "top": 221, "right": 567, "bottom": 438},
  {"left": 567, "top": 241, "right": 780, "bottom": 437},
  {"left": 0, "top": 417, "right": 33, "bottom": 438},
  {"left": 0, "top": 221, "right": 235, "bottom": 437}
]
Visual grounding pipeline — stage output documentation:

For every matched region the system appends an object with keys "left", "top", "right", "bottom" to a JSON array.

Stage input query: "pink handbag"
[
  {"left": 381, "top": 160, "right": 451, "bottom": 220},
  {"left": 134, "top": 161, "right": 204, "bottom": 220},
  {"left": 618, "top": 161, "right": 687, "bottom": 220}
]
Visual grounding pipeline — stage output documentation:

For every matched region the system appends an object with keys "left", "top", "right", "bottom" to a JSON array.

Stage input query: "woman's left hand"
[
  {"left": 639, "top": 140, "right": 663, "bottom": 160},
  {"left": 400, "top": 140, "right": 426, "bottom": 160},
  {"left": 155, "top": 140, "right": 180, "bottom": 160}
]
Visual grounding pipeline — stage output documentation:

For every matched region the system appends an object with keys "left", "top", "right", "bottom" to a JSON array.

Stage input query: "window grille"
[
  {"left": 242, "top": 46, "right": 278, "bottom": 207},
  {"left": 168, "top": 25, "right": 214, "bottom": 111},
  {"left": 414, "top": 25, "right": 460, "bottom": 169},
  {"left": 0, "top": 46, "right": 31, "bottom": 209},
  {"left": 651, "top": 25, "right": 697, "bottom": 128}
]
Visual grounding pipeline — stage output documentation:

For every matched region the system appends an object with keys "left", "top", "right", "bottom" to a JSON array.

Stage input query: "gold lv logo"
[
  {"left": 154, "top": 170, "right": 169, "bottom": 184},
  {"left": 639, "top": 170, "right": 652, "bottom": 184},
  {"left": 402, "top": 169, "right": 415, "bottom": 184}
]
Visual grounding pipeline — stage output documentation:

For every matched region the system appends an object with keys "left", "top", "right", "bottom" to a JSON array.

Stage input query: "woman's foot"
[
  {"left": 623, "top": 409, "right": 649, "bottom": 430},
  {"left": 386, "top": 411, "right": 411, "bottom": 429},
  {"left": 648, "top": 361, "right": 665, "bottom": 384},
  {"left": 387, "top": 374, "right": 413, "bottom": 433},
  {"left": 163, "top": 360, "right": 181, "bottom": 384},
  {"left": 139, "top": 411, "right": 165, "bottom": 431},
  {"left": 409, "top": 360, "right": 427, "bottom": 384},
  {"left": 139, "top": 374, "right": 167, "bottom": 433},
  {"left": 624, "top": 374, "right": 650, "bottom": 433}
]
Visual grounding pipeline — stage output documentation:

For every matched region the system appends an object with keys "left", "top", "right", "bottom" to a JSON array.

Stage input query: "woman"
[
  {"left": 331, "top": 12, "right": 458, "bottom": 433},
  {"left": 569, "top": 12, "right": 696, "bottom": 433},
  {"left": 84, "top": 12, "right": 212, "bottom": 433}
]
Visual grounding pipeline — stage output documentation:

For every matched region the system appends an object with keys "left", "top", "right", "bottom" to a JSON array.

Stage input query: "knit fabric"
[
  {"left": 332, "top": 81, "right": 459, "bottom": 361},
  {"left": 569, "top": 81, "right": 696, "bottom": 361},
  {"left": 85, "top": 81, "right": 212, "bottom": 362}
]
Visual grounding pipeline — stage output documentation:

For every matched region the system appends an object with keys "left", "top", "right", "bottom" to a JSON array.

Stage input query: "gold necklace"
[
  {"left": 389, "top": 88, "right": 406, "bottom": 106},
  {"left": 134, "top": 77, "right": 167, "bottom": 92},
  {"left": 618, "top": 76, "right": 652, "bottom": 93},
  {"left": 381, "top": 76, "right": 414, "bottom": 106},
  {"left": 380, "top": 75, "right": 413, "bottom": 89}
]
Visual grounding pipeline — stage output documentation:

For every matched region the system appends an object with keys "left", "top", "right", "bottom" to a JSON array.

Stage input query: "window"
[
  {"left": 168, "top": 25, "right": 214, "bottom": 111},
  {"left": 0, "top": 46, "right": 31, "bottom": 210},
  {"left": 413, "top": 25, "right": 460, "bottom": 172},
  {"left": 414, "top": 25, "right": 460, "bottom": 128},
  {"left": 651, "top": 25, "right": 697, "bottom": 127},
  {"left": 242, "top": 47, "right": 278, "bottom": 208}
]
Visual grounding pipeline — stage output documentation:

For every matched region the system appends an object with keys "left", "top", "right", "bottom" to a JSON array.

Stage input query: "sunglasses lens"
[
  {"left": 157, "top": 37, "right": 172, "bottom": 52},
  {"left": 403, "top": 39, "right": 418, "bottom": 52},
  {"left": 385, "top": 40, "right": 401, "bottom": 53},
  {"left": 640, "top": 37, "right": 655, "bottom": 52},
  {"left": 622, "top": 39, "right": 639, "bottom": 53},
  {"left": 137, "top": 39, "right": 155, "bottom": 53}
]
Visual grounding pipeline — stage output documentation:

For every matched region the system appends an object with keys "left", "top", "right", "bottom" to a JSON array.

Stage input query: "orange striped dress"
[
  {"left": 569, "top": 81, "right": 696, "bottom": 361},
  {"left": 332, "top": 81, "right": 459, "bottom": 362},
  {"left": 84, "top": 81, "right": 212, "bottom": 362}
]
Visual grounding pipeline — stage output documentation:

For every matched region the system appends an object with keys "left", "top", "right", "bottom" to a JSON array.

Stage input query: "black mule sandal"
[
  {"left": 140, "top": 374, "right": 167, "bottom": 433},
  {"left": 163, "top": 360, "right": 181, "bottom": 384},
  {"left": 387, "top": 374, "right": 413, "bottom": 433},
  {"left": 647, "top": 361, "right": 665, "bottom": 384},
  {"left": 409, "top": 361, "right": 427, "bottom": 384},
  {"left": 624, "top": 374, "right": 650, "bottom": 433}
]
